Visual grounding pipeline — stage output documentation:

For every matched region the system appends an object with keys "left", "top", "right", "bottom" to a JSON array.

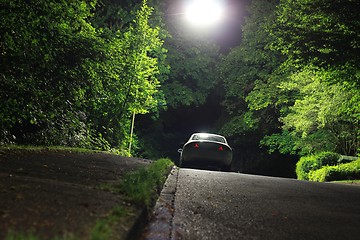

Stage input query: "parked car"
[{"left": 178, "top": 133, "right": 232, "bottom": 171}]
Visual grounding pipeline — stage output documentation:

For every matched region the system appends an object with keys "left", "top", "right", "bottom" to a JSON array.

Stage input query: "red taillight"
[
  {"left": 218, "top": 146, "right": 224, "bottom": 151},
  {"left": 194, "top": 143, "right": 199, "bottom": 148}
]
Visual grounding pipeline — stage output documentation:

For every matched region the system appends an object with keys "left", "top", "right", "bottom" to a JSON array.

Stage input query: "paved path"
[{"left": 143, "top": 168, "right": 360, "bottom": 240}]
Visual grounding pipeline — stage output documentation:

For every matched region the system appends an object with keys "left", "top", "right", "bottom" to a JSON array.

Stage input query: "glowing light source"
[{"left": 184, "top": 0, "right": 224, "bottom": 27}]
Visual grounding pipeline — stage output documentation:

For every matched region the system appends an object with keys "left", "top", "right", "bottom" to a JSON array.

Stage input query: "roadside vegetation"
[
  {"left": 102, "top": 158, "right": 174, "bottom": 207},
  {"left": 89, "top": 158, "right": 174, "bottom": 240},
  {"left": 0, "top": 145, "right": 103, "bottom": 154},
  {"left": 309, "top": 159, "right": 360, "bottom": 182},
  {"left": 216, "top": 0, "right": 359, "bottom": 177},
  {"left": 296, "top": 152, "right": 360, "bottom": 182}
]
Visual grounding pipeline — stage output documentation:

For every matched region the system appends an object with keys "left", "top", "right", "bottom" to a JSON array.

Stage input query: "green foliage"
[
  {"left": 219, "top": 112, "right": 259, "bottom": 137},
  {"left": 309, "top": 159, "right": 360, "bottom": 182},
  {"left": 233, "top": 0, "right": 360, "bottom": 157},
  {"left": 90, "top": 206, "right": 129, "bottom": 240},
  {"left": 260, "top": 67, "right": 359, "bottom": 156},
  {"left": 162, "top": 37, "right": 220, "bottom": 108},
  {"left": 261, "top": 131, "right": 298, "bottom": 155},
  {"left": 1, "top": 0, "right": 100, "bottom": 146},
  {"left": 220, "top": 0, "right": 282, "bottom": 111},
  {"left": 296, "top": 152, "right": 341, "bottom": 180},
  {"left": 272, "top": 0, "right": 360, "bottom": 70},
  {"left": 219, "top": 0, "right": 282, "bottom": 138},
  {"left": 0, "top": 0, "right": 168, "bottom": 152},
  {"left": 278, "top": 66, "right": 359, "bottom": 155},
  {"left": 262, "top": 0, "right": 360, "bottom": 155},
  {"left": 120, "top": 158, "right": 174, "bottom": 207},
  {"left": 0, "top": 145, "right": 102, "bottom": 154},
  {"left": 160, "top": 5, "right": 221, "bottom": 108}
]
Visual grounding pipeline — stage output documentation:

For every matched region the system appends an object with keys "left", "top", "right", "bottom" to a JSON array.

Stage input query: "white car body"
[{"left": 178, "top": 133, "right": 233, "bottom": 171}]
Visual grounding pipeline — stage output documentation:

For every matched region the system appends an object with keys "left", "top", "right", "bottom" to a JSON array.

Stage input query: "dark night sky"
[{"left": 215, "top": 0, "right": 251, "bottom": 50}]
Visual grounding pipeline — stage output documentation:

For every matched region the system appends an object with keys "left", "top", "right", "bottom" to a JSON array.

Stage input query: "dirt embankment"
[{"left": 0, "top": 149, "right": 152, "bottom": 239}]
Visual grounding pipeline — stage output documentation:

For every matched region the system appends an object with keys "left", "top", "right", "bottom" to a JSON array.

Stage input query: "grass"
[
  {"left": 0, "top": 144, "right": 131, "bottom": 156},
  {"left": 100, "top": 158, "right": 174, "bottom": 207},
  {"left": 121, "top": 158, "right": 174, "bottom": 207},
  {"left": 5, "top": 204, "right": 132, "bottom": 240},
  {"left": 90, "top": 206, "right": 130, "bottom": 240},
  {"left": 0, "top": 144, "right": 102, "bottom": 154},
  {"left": 90, "top": 158, "right": 174, "bottom": 239},
  {"left": 332, "top": 180, "right": 360, "bottom": 185}
]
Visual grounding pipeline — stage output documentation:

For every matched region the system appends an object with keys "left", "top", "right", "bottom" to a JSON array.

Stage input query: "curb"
[
  {"left": 139, "top": 167, "right": 179, "bottom": 240},
  {"left": 126, "top": 166, "right": 179, "bottom": 240}
]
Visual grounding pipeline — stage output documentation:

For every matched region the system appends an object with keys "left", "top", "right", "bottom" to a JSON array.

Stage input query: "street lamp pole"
[{"left": 128, "top": 109, "right": 136, "bottom": 156}]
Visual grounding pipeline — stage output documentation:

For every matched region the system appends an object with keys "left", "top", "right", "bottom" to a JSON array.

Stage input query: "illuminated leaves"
[
  {"left": 219, "top": 0, "right": 359, "bottom": 156},
  {"left": 0, "top": 0, "right": 167, "bottom": 150},
  {"left": 272, "top": 0, "right": 360, "bottom": 67}
]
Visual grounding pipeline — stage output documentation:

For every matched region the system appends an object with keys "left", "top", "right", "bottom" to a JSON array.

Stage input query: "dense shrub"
[
  {"left": 309, "top": 159, "right": 360, "bottom": 182},
  {"left": 296, "top": 152, "right": 341, "bottom": 180}
]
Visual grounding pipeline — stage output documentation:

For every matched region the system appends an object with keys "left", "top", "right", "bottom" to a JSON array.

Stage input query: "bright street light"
[{"left": 184, "top": 0, "right": 225, "bottom": 27}]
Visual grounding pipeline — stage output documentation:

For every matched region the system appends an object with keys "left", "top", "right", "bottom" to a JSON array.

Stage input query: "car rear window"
[{"left": 192, "top": 134, "right": 226, "bottom": 143}]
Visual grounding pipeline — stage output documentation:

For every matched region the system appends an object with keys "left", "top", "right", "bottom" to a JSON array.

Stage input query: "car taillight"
[
  {"left": 218, "top": 146, "right": 224, "bottom": 151},
  {"left": 194, "top": 143, "right": 199, "bottom": 148}
]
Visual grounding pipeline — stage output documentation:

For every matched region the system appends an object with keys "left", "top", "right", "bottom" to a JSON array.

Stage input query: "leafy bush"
[
  {"left": 296, "top": 152, "right": 340, "bottom": 180},
  {"left": 316, "top": 152, "right": 341, "bottom": 166},
  {"left": 296, "top": 155, "right": 318, "bottom": 180},
  {"left": 309, "top": 159, "right": 360, "bottom": 182}
]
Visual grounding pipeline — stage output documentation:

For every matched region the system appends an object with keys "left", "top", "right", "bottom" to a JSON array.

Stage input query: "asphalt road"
[{"left": 144, "top": 168, "right": 360, "bottom": 240}]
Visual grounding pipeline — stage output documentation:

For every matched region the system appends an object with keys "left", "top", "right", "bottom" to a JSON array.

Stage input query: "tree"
[
  {"left": 260, "top": 0, "right": 360, "bottom": 156},
  {"left": 0, "top": 0, "right": 168, "bottom": 154},
  {"left": 219, "top": 0, "right": 282, "bottom": 138},
  {"left": 271, "top": 0, "right": 360, "bottom": 85},
  {"left": 154, "top": 0, "right": 222, "bottom": 108},
  {"left": 263, "top": 66, "right": 359, "bottom": 155},
  {"left": 162, "top": 36, "right": 220, "bottom": 108},
  {"left": 0, "top": 0, "right": 101, "bottom": 146},
  {"left": 219, "top": 0, "right": 359, "bottom": 166}
]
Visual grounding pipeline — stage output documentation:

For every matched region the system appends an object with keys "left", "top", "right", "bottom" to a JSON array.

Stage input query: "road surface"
[{"left": 143, "top": 168, "right": 360, "bottom": 240}]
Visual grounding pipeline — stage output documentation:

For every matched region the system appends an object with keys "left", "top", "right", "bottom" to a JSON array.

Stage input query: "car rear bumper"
[{"left": 182, "top": 150, "right": 232, "bottom": 166}]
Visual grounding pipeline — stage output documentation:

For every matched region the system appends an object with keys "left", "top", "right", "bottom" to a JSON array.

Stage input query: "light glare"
[{"left": 185, "top": 0, "right": 224, "bottom": 27}]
